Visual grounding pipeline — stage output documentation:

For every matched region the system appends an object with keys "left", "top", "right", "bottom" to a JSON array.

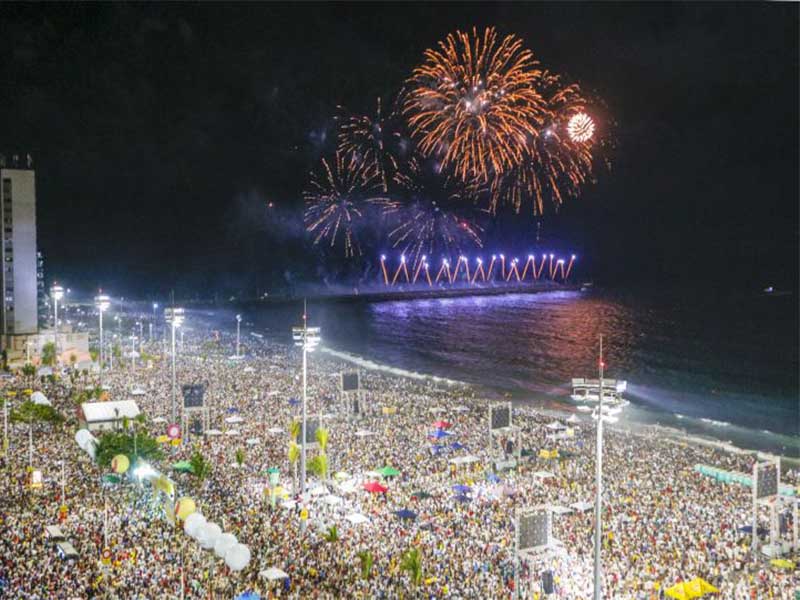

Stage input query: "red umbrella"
[
  {"left": 363, "top": 481, "right": 388, "bottom": 493},
  {"left": 432, "top": 420, "right": 452, "bottom": 429}
]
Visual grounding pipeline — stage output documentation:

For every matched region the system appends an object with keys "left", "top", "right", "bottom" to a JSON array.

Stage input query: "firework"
[
  {"left": 488, "top": 74, "right": 596, "bottom": 214},
  {"left": 388, "top": 157, "right": 484, "bottom": 266},
  {"left": 403, "top": 27, "right": 548, "bottom": 184},
  {"left": 338, "top": 98, "right": 404, "bottom": 192},
  {"left": 567, "top": 112, "right": 595, "bottom": 143},
  {"left": 304, "top": 151, "right": 395, "bottom": 257}
]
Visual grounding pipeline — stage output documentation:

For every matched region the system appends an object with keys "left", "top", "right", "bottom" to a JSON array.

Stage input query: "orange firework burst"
[
  {"left": 403, "top": 27, "right": 548, "bottom": 184},
  {"left": 489, "top": 72, "right": 597, "bottom": 215},
  {"left": 304, "top": 151, "right": 396, "bottom": 257}
]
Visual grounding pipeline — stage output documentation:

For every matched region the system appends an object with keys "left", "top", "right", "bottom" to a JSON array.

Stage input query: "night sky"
[{"left": 0, "top": 3, "right": 797, "bottom": 298}]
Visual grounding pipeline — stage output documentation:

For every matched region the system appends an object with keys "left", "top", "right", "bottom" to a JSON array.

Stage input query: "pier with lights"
[{"left": 379, "top": 253, "right": 577, "bottom": 288}]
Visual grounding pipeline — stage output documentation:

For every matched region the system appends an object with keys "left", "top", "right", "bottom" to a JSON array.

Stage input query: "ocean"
[{"left": 229, "top": 286, "right": 799, "bottom": 457}]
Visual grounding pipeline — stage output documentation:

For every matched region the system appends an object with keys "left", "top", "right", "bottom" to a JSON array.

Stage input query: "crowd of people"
[{"left": 0, "top": 311, "right": 797, "bottom": 599}]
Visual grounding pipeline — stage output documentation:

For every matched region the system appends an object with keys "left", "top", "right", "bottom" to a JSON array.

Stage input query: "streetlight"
[
  {"left": 235, "top": 314, "right": 242, "bottom": 358},
  {"left": 94, "top": 294, "right": 110, "bottom": 387},
  {"left": 129, "top": 335, "right": 138, "bottom": 370},
  {"left": 50, "top": 284, "right": 64, "bottom": 365},
  {"left": 165, "top": 307, "right": 185, "bottom": 423},
  {"left": 152, "top": 303, "right": 158, "bottom": 340},
  {"left": 292, "top": 303, "right": 320, "bottom": 496}
]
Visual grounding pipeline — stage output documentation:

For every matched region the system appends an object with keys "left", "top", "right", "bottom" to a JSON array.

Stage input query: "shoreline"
[{"left": 320, "top": 343, "right": 800, "bottom": 467}]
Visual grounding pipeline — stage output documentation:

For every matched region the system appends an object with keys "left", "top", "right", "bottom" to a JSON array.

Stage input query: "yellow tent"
[
  {"left": 770, "top": 558, "right": 795, "bottom": 570},
  {"left": 665, "top": 578, "right": 719, "bottom": 600}
]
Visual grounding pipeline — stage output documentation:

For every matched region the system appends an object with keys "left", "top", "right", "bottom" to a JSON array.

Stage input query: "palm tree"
[
  {"left": 288, "top": 442, "right": 300, "bottom": 490},
  {"left": 357, "top": 550, "right": 374, "bottom": 580},
  {"left": 315, "top": 427, "right": 329, "bottom": 452},
  {"left": 324, "top": 525, "right": 339, "bottom": 543},
  {"left": 189, "top": 451, "right": 212, "bottom": 482},
  {"left": 400, "top": 547, "right": 423, "bottom": 587},
  {"left": 289, "top": 420, "right": 301, "bottom": 442},
  {"left": 235, "top": 448, "right": 246, "bottom": 469},
  {"left": 308, "top": 453, "right": 328, "bottom": 480},
  {"left": 41, "top": 342, "right": 56, "bottom": 367}
]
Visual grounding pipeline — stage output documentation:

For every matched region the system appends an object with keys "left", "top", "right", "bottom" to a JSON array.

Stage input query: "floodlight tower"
[
  {"left": 292, "top": 301, "right": 321, "bottom": 496},
  {"left": 594, "top": 335, "right": 605, "bottom": 600},
  {"left": 50, "top": 284, "right": 64, "bottom": 364},
  {"left": 164, "top": 307, "right": 185, "bottom": 423},
  {"left": 94, "top": 293, "right": 110, "bottom": 386}
]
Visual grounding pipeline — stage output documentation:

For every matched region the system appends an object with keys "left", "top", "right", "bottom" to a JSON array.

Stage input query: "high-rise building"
[
  {"left": 37, "top": 250, "right": 47, "bottom": 328},
  {"left": 1, "top": 156, "right": 39, "bottom": 338}
]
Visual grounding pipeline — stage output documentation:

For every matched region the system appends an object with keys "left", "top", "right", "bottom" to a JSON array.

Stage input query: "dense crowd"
[{"left": 0, "top": 314, "right": 797, "bottom": 599}]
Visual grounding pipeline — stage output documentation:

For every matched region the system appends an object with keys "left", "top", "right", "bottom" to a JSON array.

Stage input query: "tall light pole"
[
  {"left": 593, "top": 335, "right": 605, "bottom": 600},
  {"left": 94, "top": 294, "right": 110, "bottom": 387},
  {"left": 165, "top": 307, "right": 184, "bottom": 423},
  {"left": 292, "top": 302, "right": 320, "bottom": 496},
  {"left": 235, "top": 314, "right": 242, "bottom": 358},
  {"left": 129, "top": 335, "right": 138, "bottom": 370},
  {"left": 50, "top": 284, "right": 64, "bottom": 365}
]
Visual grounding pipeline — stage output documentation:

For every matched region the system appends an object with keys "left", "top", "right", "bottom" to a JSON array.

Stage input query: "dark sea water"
[{"left": 234, "top": 287, "right": 799, "bottom": 456}]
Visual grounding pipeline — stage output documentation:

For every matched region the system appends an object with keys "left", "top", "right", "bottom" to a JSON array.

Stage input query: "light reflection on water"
[{"left": 246, "top": 288, "right": 799, "bottom": 446}]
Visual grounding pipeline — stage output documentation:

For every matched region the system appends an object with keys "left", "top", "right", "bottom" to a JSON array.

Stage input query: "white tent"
[
  {"left": 260, "top": 567, "right": 289, "bottom": 581},
  {"left": 245, "top": 437, "right": 260, "bottom": 446},
  {"left": 549, "top": 505, "right": 573, "bottom": 515},
  {"left": 267, "top": 427, "right": 283, "bottom": 434},
  {"left": 224, "top": 415, "right": 244, "bottom": 424},
  {"left": 449, "top": 455, "right": 480, "bottom": 465},
  {"left": 224, "top": 429, "right": 240, "bottom": 436},
  {"left": 152, "top": 417, "right": 167, "bottom": 424},
  {"left": 205, "top": 429, "right": 222, "bottom": 436},
  {"left": 570, "top": 501, "right": 593, "bottom": 512},
  {"left": 345, "top": 512, "right": 369, "bottom": 525},
  {"left": 309, "top": 485, "right": 328, "bottom": 497},
  {"left": 322, "top": 494, "right": 343, "bottom": 506},
  {"left": 37, "top": 366, "right": 53, "bottom": 377},
  {"left": 533, "top": 471, "right": 556, "bottom": 480},
  {"left": 354, "top": 430, "right": 375, "bottom": 437},
  {"left": 130, "top": 388, "right": 146, "bottom": 396},
  {"left": 545, "top": 421, "right": 566, "bottom": 431},
  {"left": 566, "top": 414, "right": 580, "bottom": 423},
  {"left": 30, "top": 391, "right": 51, "bottom": 406},
  {"left": 337, "top": 480, "right": 358, "bottom": 494},
  {"left": 80, "top": 400, "right": 141, "bottom": 432}
]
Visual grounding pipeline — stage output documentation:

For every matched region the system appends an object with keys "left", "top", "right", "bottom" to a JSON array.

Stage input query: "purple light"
[
  {"left": 500, "top": 254, "right": 505, "bottom": 259},
  {"left": 491, "top": 254, "right": 497, "bottom": 259},
  {"left": 528, "top": 255, "right": 533, "bottom": 260},
  {"left": 380, "top": 255, "right": 386, "bottom": 261},
  {"left": 542, "top": 254, "right": 547, "bottom": 258},
  {"left": 400, "top": 255, "right": 406, "bottom": 263},
  {"left": 421, "top": 255, "right": 427, "bottom": 261},
  {"left": 571, "top": 254, "right": 576, "bottom": 259},
  {"left": 476, "top": 258, "right": 482, "bottom": 264},
  {"left": 549, "top": 253, "right": 554, "bottom": 258},
  {"left": 557, "top": 259, "right": 564, "bottom": 263}
]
